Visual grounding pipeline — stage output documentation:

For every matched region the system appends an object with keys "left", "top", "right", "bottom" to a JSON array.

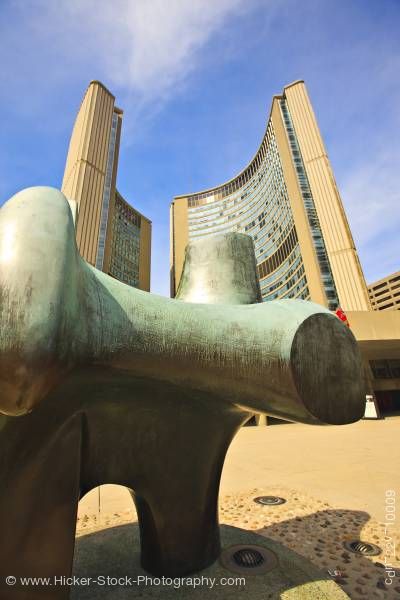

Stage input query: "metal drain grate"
[
  {"left": 343, "top": 540, "right": 381, "bottom": 556},
  {"left": 220, "top": 544, "right": 278, "bottom": 575},
  {"left": 233, "top": 548, "right": 265, "bottom": 568},
  {"left": 254, "top": 496, "right": 286, "bottom": 506}
]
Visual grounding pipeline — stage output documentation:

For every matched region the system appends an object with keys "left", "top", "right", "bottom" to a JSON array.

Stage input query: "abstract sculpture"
[
  {"left": 0, "top": 187, "right": 365, "bottom": 598},
  {"left": 175, "top": 232, "right": 262, "bottom": 304}
]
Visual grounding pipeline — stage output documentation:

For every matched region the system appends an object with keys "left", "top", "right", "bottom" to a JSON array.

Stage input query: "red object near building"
[{"left": 335, "top": 307, "right": 350, "bottom": 327}]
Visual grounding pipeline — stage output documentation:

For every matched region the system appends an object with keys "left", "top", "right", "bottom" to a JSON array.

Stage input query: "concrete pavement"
[{"left": 78, "top": 417, "right": 400, "bottom": 524}]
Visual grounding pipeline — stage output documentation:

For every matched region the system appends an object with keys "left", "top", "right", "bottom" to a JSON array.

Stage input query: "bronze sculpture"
[
  {"left": 0, "top": 187, "right": 365, "bottom": 599},
  {"left": 175, "top": 232, "right": 262, "bottom": 304}
]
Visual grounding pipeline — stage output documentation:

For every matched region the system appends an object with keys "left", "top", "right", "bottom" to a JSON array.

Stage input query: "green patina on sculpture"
[
  {"left": 0, "top": 187, "right": 364, "bottom": 598},
  {"left": 175, "top": 232, "right": 263, "bottom": 304}
]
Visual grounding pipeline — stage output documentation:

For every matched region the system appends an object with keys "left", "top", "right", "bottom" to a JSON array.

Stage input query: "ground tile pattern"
[
  {"left": 218, "top": 487, "right": 400, "bottom": 600},
  {"left": 76, "top": 487, "right": 400, "bottom": 599}
]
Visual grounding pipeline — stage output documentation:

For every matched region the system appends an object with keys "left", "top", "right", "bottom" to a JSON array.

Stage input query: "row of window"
[
  {"left": 187, "top": 126, "right": 278, "bottom": 207},
  {"left": 263, "top": 273, "right": 309, "bottom": 302},
  {"left": 109, "top": 195, "right": 141, "bottom": 288},
  {"left": 369, "top": 280, "right": 400, "bottom": 299},
  {"left": 260, "top": 252, "right": 303, "bottom": 295},
  {"left": 95, "top": 112, "right": 119, "bottom": 270},
  {"left": 189, "top": 183, "right": 292, "bottom": 259},
  {"left": 369, "top": 274, "right": 400, "bottom": 292},
  {"left": 188, "top": 132, "right": 287, "bottom": 232},
  {"left": 184, "top": 118, "right": 310, "bottom": 302},
  {"left": 257, "top": 227, "right": 298, "bottom": 280},
  {"left": 188, "top": 152, "right": 289, "bottom": 239}
]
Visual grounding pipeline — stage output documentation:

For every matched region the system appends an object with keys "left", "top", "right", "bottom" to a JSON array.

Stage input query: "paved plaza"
[
  {"left": 76, "top": 417, "right": 400, "bottom": 599},
  {"left": 79, "top": 417, "right": 399, "bottom": 523},
  {"left": 221, "top": 417, "right": 399, "bottom": 523}
]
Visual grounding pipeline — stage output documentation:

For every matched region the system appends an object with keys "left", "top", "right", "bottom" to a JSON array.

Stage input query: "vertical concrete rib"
[{"left": 284, "top": 82, "right": 370, "bottom": 311}]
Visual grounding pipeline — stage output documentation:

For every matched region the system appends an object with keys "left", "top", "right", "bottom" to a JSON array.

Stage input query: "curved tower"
[
  {"left": 62, "top": 80, "right": 122, "bottom": 271},
  {"left": 170, "top": 81, "right": 370, "bottom": 312},
  {"left": 62, "top": 81, "right": 151, "bottom": 291}
]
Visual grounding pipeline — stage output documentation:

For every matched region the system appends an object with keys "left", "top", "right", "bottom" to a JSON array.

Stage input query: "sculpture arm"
[{"left": 0, "top": 187, "right": 365, "bottom": 425}]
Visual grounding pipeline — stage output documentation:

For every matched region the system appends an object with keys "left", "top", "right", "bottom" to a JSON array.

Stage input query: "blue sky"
[{"left": 1, "top": 0, "right": 399, "bottom": 296}]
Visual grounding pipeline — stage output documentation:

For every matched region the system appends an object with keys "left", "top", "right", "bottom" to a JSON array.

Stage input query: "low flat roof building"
[
  {"left": 348, "top": 310, "right": 400, "bottom": 415},
  {"left": 368, "top": 270, "right": 400, "bottom": 311}
]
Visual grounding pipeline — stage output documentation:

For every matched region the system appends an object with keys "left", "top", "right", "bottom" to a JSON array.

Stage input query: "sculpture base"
[{"left": 72, "top": 524, "right": 349, "bottom": 599}]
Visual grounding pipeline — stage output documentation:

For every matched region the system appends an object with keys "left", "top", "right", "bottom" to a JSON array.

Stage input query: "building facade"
[
  {"left": 62, "top": 80, "right": 151, "bottom": 291},
  {"left": 109, "top": 190, "right": 151, "bottom": 290},
  {"left": 368, "top": 270, "right": 400, "bottom": 311},
  {"left": 170, "top": 80, "right": 370, "bottom": 312}
]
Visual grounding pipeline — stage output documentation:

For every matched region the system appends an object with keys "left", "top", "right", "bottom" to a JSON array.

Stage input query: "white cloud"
[
  {"left": 341, "top": 149, "right": 400, "bottom": 283},
  {"left": 343, "top": 155, "right": 399, "bottom": 244},
  {"left": 2, "top": 0, "right": 254, "bottom": 111}
]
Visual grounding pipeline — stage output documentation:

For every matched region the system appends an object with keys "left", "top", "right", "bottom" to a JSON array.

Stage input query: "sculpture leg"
[
  {"left": 0, "top": 413, "right": 83, "bottom": 600},
  {"left": 129, "top": 402, "right": 248, "bottom": 576}
]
